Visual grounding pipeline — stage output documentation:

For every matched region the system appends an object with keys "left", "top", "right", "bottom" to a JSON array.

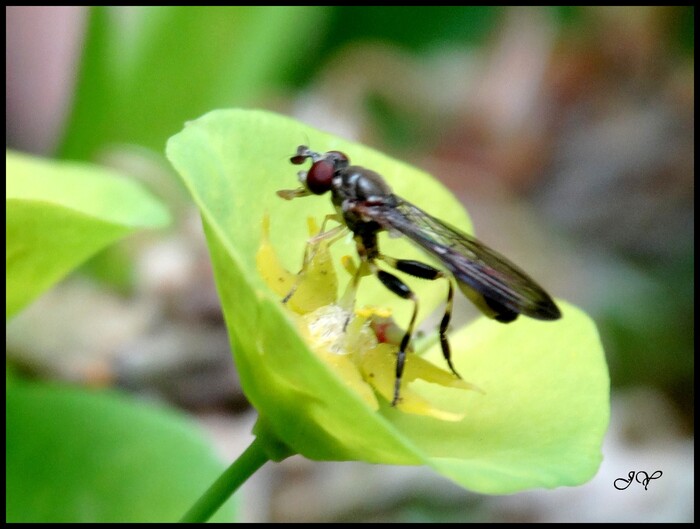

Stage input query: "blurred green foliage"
[
  {"left": 323, "top": 7, "right": 499, "bottom": 52},
  {"left": 6, "top": 151, "right": 169, "bottom": 318},
  {"left": 7, "top": 378, "right": 237, "bottom": 522},
  {"left": 58, "top": 7, "right": 329, "bottom": 160}
]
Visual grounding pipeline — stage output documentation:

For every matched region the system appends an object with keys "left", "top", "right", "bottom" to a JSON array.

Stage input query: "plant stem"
[{"left": 179, "top": 436, "right": 270, "bottom": 523}]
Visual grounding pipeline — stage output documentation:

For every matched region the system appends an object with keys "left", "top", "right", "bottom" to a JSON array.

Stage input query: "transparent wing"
[{"left": 354, "top": 196, "right": 561, "bottom": 321}]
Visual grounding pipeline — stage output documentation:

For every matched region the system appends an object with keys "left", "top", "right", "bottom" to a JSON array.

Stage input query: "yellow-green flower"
[
  {"left": 257, "top": 213, "right": 481, "bottom": 421},
  {"left": 167, "top": 109, "right": 610, "bottom": 494}
]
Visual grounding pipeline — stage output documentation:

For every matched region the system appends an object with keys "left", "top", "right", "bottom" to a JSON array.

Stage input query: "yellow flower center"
[{"left": 256, "top": 213, "right": 480, "bottom": 420}]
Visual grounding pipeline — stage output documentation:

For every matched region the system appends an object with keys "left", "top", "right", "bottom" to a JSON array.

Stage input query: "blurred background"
[{"left": 6, "top": 6, "right": 693, "bottom": 522}]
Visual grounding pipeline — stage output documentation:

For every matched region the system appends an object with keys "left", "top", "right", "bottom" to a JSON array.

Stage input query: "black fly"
[{"left": 277, "top": 145, "right": 561, "bottom": 407}]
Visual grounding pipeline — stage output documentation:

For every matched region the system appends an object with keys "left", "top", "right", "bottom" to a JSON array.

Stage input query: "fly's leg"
[
  {"left": 282, "top": 214, "right": 345, "bottom": 303},
  {"left": 438, "top": 278, "right": 458, "bottom": 377},
  {"left": 338, "top": 257, "right": 372, "bottom": 331},
  {"left": 372, "top": 267, "right": 420, "bottom": 406},
  {"left": 378, "top": 257, "right": 461, "bottom": 406}
]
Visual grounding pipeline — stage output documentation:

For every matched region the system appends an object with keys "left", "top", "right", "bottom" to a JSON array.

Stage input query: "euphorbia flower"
[
  {"left": 257, "top": 213, "right": 481, "bottom": 421},
  {"left": 166, "top": 109, "right": 609, "bottom": 507}
]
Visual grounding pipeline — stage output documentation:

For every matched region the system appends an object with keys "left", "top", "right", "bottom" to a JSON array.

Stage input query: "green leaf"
[
  {"left": 6, "top": 151, "right": 170, "bottom": 318},
  {"left": 166, "top": 109, "right": 609, "bottom": 493},
  {"left": 6, "top": 380, "right": 237, "bottom": 522}
]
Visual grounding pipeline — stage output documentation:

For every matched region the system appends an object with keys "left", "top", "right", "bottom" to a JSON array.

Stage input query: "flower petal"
[{"left": 166, "top": 109, "right": 609, "bottom": 493}]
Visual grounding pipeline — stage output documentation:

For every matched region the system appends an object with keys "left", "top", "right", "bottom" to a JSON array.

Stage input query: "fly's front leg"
[
  {"left": 338, "top": 259, "right": 370, "bottom": 330},
  {"left": 338, "top": 235, "right": 375, "bottom": 330},
  {"left": 282, "top": 213, "right": 345, "bottom": 304}
]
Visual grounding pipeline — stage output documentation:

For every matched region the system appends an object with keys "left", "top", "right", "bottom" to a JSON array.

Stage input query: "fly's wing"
[{"left": 355, "top": 196, "right": 561, "bottom": 321}]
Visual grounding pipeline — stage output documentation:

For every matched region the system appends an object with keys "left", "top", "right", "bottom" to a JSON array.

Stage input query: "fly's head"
[{"left": 277, "top": 145, "right": 350, "bottom": 200}]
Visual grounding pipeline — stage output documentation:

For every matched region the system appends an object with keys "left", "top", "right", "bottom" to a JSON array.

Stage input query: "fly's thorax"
[
  {"left": 331, "top": 166, "right": 397, "bottom": 236},
  {"left": 333, "top": 166, "right": 393, "bottom": 203}
]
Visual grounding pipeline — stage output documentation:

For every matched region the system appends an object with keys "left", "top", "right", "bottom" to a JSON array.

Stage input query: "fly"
[{"left": 277, "top": 145, "right": 561, "bottom": 406}]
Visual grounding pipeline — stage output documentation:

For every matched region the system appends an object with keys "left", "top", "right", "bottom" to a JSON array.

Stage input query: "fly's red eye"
[{"left": 306, "top": 160, "right": 335, "bottom": 194}]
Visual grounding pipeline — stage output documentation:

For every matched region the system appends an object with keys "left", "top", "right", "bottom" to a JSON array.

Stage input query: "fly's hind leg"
[
  {"left": 372, "top": 266, "right": 420, "bottom": 406},
  {"left": 378, "top": 257, "right": 461, "bottom": 406}
]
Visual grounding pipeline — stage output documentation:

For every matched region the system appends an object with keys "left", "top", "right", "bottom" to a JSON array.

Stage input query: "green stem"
[{"left": 179, "top": 436, "right": 270, "bottom": 523}]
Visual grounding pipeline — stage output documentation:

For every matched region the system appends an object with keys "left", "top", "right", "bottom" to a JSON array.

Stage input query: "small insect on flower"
[{"left": 277, "top": 145, "right": 561, "bottom": 407}]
